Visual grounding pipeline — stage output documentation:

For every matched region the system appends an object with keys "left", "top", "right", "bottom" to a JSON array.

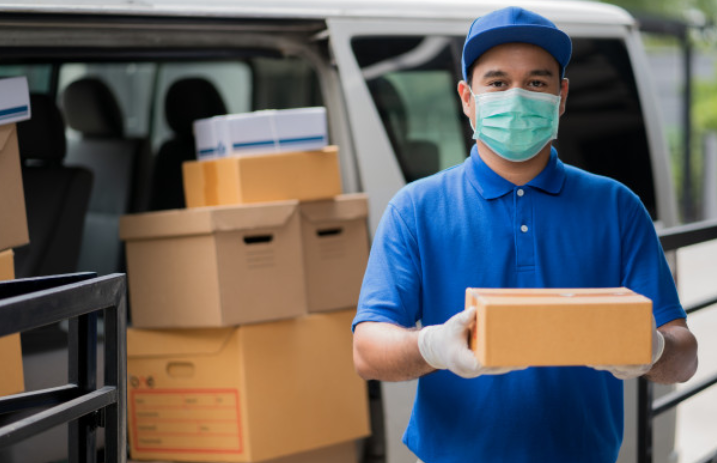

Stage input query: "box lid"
[
  {"left": 467, "top": 287, "right": 651, "bottom": 305},
  {"left": 0, "top": 77, "right": 31, "bottom": 126},
  {"left": 299, "top": 193, "right": 368, "bottom": 223},
  {"left": 127, "top": 327, "right": 235, "bottom": 358},
  {"left": 120, "top": 200, "right": 299, "bottom": 241}
]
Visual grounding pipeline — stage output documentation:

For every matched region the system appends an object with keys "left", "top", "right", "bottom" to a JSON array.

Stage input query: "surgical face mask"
[{"left": 469, "top": 87, "right": 561, "bottom": 162}]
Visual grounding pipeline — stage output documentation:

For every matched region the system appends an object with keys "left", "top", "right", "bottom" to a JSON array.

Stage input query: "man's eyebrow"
[
  {"left": 529, "top": 69, "right": 554, "bottom": 77},
  {"left": 482, "top": 70, "right": 507, "bottom": 79},
  {"left": 481, "top": 69, "right": 555, "bottom": 78}
]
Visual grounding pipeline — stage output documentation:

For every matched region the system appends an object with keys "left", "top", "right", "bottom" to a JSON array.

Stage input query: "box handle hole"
[
  {"left": 317, "top": 227, "right": 343, "bottom": 237},
  {"left": 166, "top": 362, "right": 195, "bottom": 378},
  {"left": 244, "top": 235, "right": 273, "bottom": 244}
]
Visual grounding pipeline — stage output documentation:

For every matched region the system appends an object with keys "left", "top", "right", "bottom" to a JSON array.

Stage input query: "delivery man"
[{"left": 352, "top": 6, "right": 698, "bottom": 463}]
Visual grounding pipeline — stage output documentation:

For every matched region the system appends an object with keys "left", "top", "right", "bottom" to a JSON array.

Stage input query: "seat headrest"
[
  {"left": 62, "top": 77, "right": 124, "bottom": 138},
  {"left": 165, "top": 78, "right": 227, "bottom": 136},
  {"left": 17, "top": 94, "right": 67, "bottom": 162}
]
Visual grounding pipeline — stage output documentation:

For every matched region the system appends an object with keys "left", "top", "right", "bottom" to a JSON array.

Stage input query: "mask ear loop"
[{"left": 466, "top": 83, "right": 478, "bottom": 132}]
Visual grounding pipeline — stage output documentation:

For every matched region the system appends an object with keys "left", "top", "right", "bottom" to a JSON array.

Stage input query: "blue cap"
[{"left": 462, "top": 6, "right": 572, "bottom": 81}]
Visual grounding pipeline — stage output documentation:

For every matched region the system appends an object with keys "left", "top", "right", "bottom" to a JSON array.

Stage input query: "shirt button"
[
  {"left": 517, "top": 189, "right": 525, "bottom": 197},
  {"left": 521, "top": 225, "right": 529, "bottom": 233}
]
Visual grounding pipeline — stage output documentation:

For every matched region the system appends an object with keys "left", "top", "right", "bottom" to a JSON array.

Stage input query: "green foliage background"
[
  {"left": 601, "top": 0, "right": 717, "bottom": 221},
  {"left": 601, "top": 0, "right": 717, "bottom": 24}
]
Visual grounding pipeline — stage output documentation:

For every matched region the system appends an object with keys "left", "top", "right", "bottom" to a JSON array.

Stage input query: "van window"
[
  {"left": 352, "top": 36, "right": 657, "bottom": 219},
  {"left": 352, "top": 37, "right": 468, "bottom": 182},
  {"left": 150, "top": 61, "right": 252, "bottom": 150},
  {"left": 59, "top": 62, "right": 157, "bottom": 139},
  {"left": 57, "top": 56, "right": 323, "bottom": 151},
  {"left": 5, "top": 52, "right": 324, "bottom": 279},
  {"left": 556, "top": 38, "right": 656, "bottom": 219},
  {"left": 0, "top": 65, "right": 53, "bottom": 94},
  {"left": 250, "top": 56, "right": 324, "bottom": 111}
]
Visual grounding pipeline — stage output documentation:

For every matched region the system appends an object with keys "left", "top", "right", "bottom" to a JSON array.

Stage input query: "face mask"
[{"left": 469, "top": 87, "right": 561, "bottom": 162}]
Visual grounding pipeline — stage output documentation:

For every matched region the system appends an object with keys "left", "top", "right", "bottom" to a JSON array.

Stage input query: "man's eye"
[{"left": 529, "top": 80, "right": 546, "bottom": 87}]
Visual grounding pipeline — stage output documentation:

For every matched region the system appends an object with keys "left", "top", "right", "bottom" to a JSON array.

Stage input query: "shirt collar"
[{"left": 466, "top": 144, "right": 566, "bottom": 199}]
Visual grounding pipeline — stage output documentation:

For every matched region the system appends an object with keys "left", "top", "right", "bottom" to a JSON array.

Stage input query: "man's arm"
[
  {"left": 353, "top": 321, "right": 434, "bottom": 382},
  {"left": 354, "top": 308, "right": 524, "bottom": 381},
  {"left": 646, "top": 318, "right": 698, "bottom": 384}
]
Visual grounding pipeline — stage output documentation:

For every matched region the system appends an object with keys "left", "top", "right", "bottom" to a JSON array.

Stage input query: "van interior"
[{"left": 0, "top": 34, "right": 656, "bottom": 279}]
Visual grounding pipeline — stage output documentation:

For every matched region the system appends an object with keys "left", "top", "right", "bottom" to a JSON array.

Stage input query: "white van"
[{"left": 0, "top": 1, "right": 678, "bottom": 462}]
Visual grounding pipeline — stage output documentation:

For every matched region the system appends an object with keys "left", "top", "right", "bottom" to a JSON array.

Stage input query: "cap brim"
[{"left": 462, "top": 24, "right": 572, "bottom": 81}]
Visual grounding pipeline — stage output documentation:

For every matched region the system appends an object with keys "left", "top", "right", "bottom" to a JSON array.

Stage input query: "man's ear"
[
  {"left": 457, "top": 80, "right": 474, "bottom": 120},
  {"left": 559, "top": 78, "right": 569, "bottom": 116}
]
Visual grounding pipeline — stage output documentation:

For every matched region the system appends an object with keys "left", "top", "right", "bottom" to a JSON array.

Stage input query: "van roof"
[{"left": 0, "top": 0, "right": 635, "bottom": 26}]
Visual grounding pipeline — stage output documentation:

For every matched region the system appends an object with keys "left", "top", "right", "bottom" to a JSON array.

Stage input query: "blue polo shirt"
[{"left": 353, "top": 145, "right": 685, "bottom": 463}]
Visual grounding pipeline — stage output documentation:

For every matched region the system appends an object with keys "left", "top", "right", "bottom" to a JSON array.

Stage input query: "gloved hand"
[
  {"left": 418, "top": 306, "right": 525, "bottom": 378},
  {"left": 591, "top": 316, "right": 665, "bottom": 380}
]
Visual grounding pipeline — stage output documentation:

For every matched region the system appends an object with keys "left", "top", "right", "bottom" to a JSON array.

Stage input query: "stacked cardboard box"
[
  {"left": 192, "top": 107, "right": 327, "bottom": 160},
  {"left": 0, "top": 77, "right": 31, "bottom": 253},
  {"left": 0, "top": 249, "right": 25, "bottom": 397},
  {"left": 0, "top": 76, "right": 32, "bottom": 398},
  {"left": 120, "top": 112, "right": 370, "bottom": 462},
  {"left": 184, "top": 108, "right": 337, "bottom": 207},
  {"left": 128, "top": 441, "right": 359, "bottom": 463},
  {"left": 126, "top": 310, "right": 366, "bottom": 462},
  {"left": 182, "top": 146, "right": 341, "bottom": 207}
]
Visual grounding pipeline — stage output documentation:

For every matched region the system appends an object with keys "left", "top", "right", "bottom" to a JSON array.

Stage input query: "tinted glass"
[
  {"left": 557, "top": 38, "right": 656, "bottom": 219},
  {"left": 352, "top": 37, "right": 468, "bottom": 183},
  {"left": 0, "top": 64, "right": 53, "bottom": 94}
]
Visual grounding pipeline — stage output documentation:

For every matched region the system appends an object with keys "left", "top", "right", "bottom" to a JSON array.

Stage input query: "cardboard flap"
[
  {"left": 211, "top": 200, "right": 298, "bottom": 231},
  {"left": 0, "top": 124, "right": 14, "bottom": 151},
  {"left": 127, "top": 328, "right": 235, "bottom": 358},
  {"left": 120, "top": 208, "right": 215, "bottom": 241},
  {"left": 467, "top": 287, "right": 651, "bottom": 305},
  {"left": 120, "top": 201, "right": 299, "bottom": 240},
  {"left": 299, "top": 193, "right": 368, "bottom": 223}
]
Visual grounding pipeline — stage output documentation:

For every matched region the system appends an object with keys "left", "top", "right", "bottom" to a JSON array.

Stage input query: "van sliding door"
[{"left": 329, "top": 18, "right": 474, "bottom": 232}]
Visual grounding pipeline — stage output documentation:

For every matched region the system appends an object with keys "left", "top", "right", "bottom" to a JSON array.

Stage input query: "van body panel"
[
  {"left": 0, "top": 0, "right": 635, "bottom": 25},
  {"left": 624, "top": 28, "right": 679, "bottom": 227}
]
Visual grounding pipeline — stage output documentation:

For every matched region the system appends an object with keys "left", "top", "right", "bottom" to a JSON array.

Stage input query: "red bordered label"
[{"left": 130, "top": 388, "right": 243, "bottom": 454}]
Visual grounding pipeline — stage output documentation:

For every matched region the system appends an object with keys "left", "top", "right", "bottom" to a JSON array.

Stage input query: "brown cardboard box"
[
  {"left": 126, "top": 310, "right": 370, "bottom": 462},
  {"left": 466, "top": 287, "right": 653, "bottom": 367},
  {"left": 299, "top": 194, "right": 369, "bottom": 313},
  {"left": 128, "top": 441, "right": 358, "bottom": 463},
  {"left": 183, "top": 146, "right": 342, "bottom": 208},
  {"left": 0, "top": 248, "right": 13, "bottom": 277},
  {"left": 0, "top": 249, "right": 25, "bottom": 397},
  {"left": 120, "top": 202, "right": 306, "bottom": 328},
  {"left": 0, "top": 123, "right": 29, "bottom": 251}
]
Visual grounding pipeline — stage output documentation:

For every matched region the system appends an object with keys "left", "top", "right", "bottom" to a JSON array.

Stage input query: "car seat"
[
  {"left": 367, "top": 77, "right": 440, "bottom": 182},
  {"left": 149, "top": 77, "right": 227, "bottom": 210},
  {"left": 62, "top": 77, "right": 151, "bottom": 275},
  {"left": 14, "top": 94, "right": 93, "bottom": 278}
]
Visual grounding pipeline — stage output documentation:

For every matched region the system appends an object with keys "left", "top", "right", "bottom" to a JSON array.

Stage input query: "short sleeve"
[
  {"left": 352, "top": 203, "right": 422, "bottom": 331},
  {"left": 620, "top": 190, "right": 686, "bottom": 326}
]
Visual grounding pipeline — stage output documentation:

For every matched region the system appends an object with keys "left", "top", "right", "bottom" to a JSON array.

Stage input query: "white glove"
[
  {"left": 592, "top": 316, "right": 665, "bottom": 380},
  {"left": 418, "top": 306, "right": 525, "bottom": 378}
]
